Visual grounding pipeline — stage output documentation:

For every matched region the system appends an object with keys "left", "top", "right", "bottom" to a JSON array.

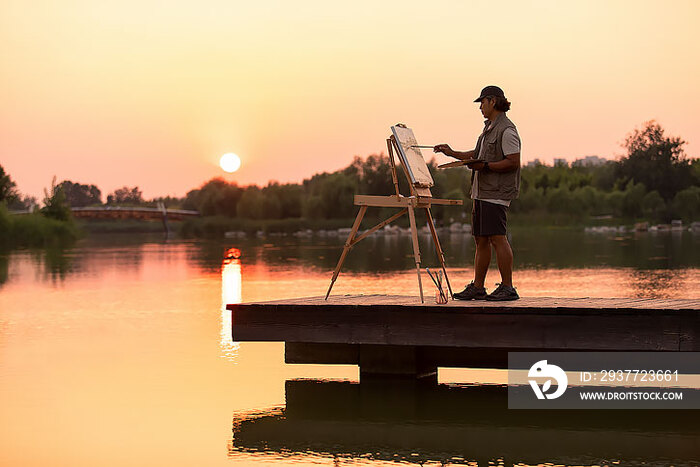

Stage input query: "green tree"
[
  {"left": 261, "top": 187, "right": 282, "bottom": 219},
  {"left": 512, "top": 186, "right": 545, "bottom": 213},
  {"left": 534, "top": 172, "right": 551, "bottom": 193},
  {"left": 605, "top": 190, "right": 625, "bottom": 217},
  {"left": 0, "top": 203, "right": 11, "bottom": 246},
  {"left": 0, "top": 164, "right": 19, "bottom": 204},
  {"left": 58, "top": 180, "right": 102, "bottom": 207},
  {"left": 184, "top": 178, "right": 242, "bottom": 216},
  {"left": 40, "top": 177, "right": 72, "bottom": 221},
  {"left": 150, "top": 195, "right": 185, "bottom": 209},
  {"left": 641, "top": 190, "right": 666, "bottom": 220},
  {"left": 590, "top": 161, "right": 617, "bottom": 191},
  {"left": 440, "top": 166, "right": 472, "bottom": 199},
  {"left": 237, "top": 186, "right": 265, "bottom": 219},
  {"left": 671, "top": 186, "right": 700, "bottom": 221},
  {"left": 301, "top": 194, "right": 325, "bottom": 220},
  {"left": 576, "top": 185, "right": 606, "bottom": 215},
  {"left": 302, "top": 172, "right": 357, "bottom": 219},
  {"left": 7, "top": 195, "right": 38, "bottom": 211},
  {"left": 621, "top": 181, "right": 646, "bottom": 218},
  {"left": 692, "top": 158, "right": 700, "bottom": 183},
  {"left": 616, "top": 121, "right": 694, "bottom": 201},
  {"left": 346, "top": 154, "right": 399, "bottom": 195},
  {"left": 260, "top": 183, "right": 303, "bottom": 219},
  {"left": 107, "top": 186, "right": 143, "bottom": 205}
]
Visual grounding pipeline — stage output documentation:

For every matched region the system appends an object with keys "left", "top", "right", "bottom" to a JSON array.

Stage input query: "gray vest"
[{"left": 472, "top": 113, "right": 521, "bottom": 200}]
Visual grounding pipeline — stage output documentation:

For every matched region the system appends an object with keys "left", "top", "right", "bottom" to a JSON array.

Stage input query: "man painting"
[{"left": 434, "top": 85, "right": 521, "bottom": 301}]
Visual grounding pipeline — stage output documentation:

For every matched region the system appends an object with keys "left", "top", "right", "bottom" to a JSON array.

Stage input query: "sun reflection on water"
[{"left": 220, "top": 255, "right": 242, "bottom": 361}]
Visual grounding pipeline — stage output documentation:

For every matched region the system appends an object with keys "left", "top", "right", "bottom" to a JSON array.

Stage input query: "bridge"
[
  {"left": 8, "top": 205, "right": 200, "bottom": 221},
  {"left": 8, "top": 204, "right": 200, "bottom": 233},
  {"left": 70, "top": 205, "right": 200, "bottom": 233},
  {"left": 70, "top": 206, "right": 200, "bottom": 221}
]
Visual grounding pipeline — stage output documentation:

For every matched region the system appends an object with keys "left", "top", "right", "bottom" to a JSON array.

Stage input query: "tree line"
[
  {"left": 180, "top": 120, "right": 700, "bottom": 224},
  {"left": 1, "top": 121, "right": 699, "bottom": 230}
]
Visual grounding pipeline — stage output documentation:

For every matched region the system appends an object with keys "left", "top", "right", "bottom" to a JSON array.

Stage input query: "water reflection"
[
  {"left": 0, "top": 253, "right": 8, "bottom": 287},
  {"left": 2, "top": 243, "right": 151, "bottom": 285},
  {"left": 1, "top": 246, "right": 78, "bottom": 284},
  {"left": 627, "top": 269, "right": 688, "bottom": 299},
  {"left": 230, "top": 379, "right": 700, "bottom": 466},
  {"left": 1, "top": 235, "right": 698, "bottom": 467},
  {"left": 6, "top": 229, "right": 698, "bottom": 284},
  {"left": 2, "top": 233, "right": 699, "bottom": 299},
  {"left": 40, "top": 246, "right": 75, "bottom": 282},
  {"left": 187, "top": 229, "right": 700, "bottom": 273},
  {"left": 221, "top": 255, "right": 242, "bottom": 361}
]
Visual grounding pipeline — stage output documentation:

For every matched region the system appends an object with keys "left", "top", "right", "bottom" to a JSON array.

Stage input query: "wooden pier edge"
[{"left": 229, "top": 295, "right": 700, "bottom": 380}]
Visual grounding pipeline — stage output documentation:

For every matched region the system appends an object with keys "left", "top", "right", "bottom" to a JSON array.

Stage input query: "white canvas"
[{"left": 391, "top": 125, "right": 434, "bottom": 188}]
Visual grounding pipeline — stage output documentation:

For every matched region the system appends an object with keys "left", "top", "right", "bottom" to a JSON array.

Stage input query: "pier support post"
[
  {"left": 358, "top": 345, "right": 437, "bottom": 382},
  {"left": 285, "top": 342, "right": 438, "bottom": 383}
]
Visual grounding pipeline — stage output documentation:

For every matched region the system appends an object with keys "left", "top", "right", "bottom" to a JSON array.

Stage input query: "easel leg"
[
  {"left": 407, "top": 205, "right": 424, "bottom": 303},
  {"left": 325, "top": 206, "right": 367, "bottom": 300},
  {"left": 386, "top": 138, "right": 401, "bottom": 199},
  {"left": 425, "top": 207, "right": 454, "bottom": 299},
  {"left": 347, "top": 208, "right": 407, "bottom": 246}
]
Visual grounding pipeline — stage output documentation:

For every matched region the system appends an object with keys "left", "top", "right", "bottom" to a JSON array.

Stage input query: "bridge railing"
[{"left": 70, "top": 206, "right": 199, "bottom": 216}]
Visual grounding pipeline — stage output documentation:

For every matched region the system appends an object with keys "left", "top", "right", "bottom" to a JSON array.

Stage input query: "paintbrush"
[
  {"left": 426, "top": 268, "right": 441, "bottom": 291},
  {"left": 409, "top": 145, "right": 437, "bottom": 149},
  {"left": 426, "top": 268, "right": 439, "bottom": 286},
  {"left": 426, "top": 268, "right": 447, "bottom": 303}
]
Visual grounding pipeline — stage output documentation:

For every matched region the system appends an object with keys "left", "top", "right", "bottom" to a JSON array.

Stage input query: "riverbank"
[
  {"left": 33, "top": 212, "right": 699, "bottom": 241},
  {"left": 0, "top": 207, "right": 79, "bottom": 248},
  {"left": 178, "top": 214, "right": 700, "bottom": 240}
]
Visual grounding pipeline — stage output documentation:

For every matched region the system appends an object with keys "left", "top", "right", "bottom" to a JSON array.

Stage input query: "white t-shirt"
[{"left": 471, "top": 125, "right": 521, "bottom": 206}]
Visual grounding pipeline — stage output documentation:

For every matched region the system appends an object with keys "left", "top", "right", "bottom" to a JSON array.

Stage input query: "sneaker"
[
  {"left": 453, "top": 282, "right": 487, "bottom": 300},
  {"left": 485, "top": 283, "right": 519, "bottom": 301}
]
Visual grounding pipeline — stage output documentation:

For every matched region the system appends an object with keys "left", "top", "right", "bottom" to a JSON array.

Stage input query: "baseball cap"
[{"left": 474, "top": 85, "right": 505, "bottom": 103}]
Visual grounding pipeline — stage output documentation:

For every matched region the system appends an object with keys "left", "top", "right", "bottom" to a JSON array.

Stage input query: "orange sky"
[{"left": 1, "top": 0, "right": 699, "bottom": 199}]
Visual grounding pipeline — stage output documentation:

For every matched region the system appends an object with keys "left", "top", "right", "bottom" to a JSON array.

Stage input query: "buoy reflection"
[{"left": 221, "top": 256, "right": 242, "bottom": 360}]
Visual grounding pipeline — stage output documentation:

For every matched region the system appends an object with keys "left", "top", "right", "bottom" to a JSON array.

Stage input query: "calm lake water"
[{"left": 1, "top": 229, "right": 699, "bottom": 466}]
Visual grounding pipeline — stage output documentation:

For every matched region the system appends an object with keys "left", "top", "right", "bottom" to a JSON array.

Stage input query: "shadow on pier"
[{"left": 230, "top": 379, "right": 700, "bottom": 466}]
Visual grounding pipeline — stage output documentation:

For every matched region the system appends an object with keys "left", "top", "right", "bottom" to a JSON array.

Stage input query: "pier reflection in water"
[{"left": 230, "top": 379, "right": 700, "bottom": 466}]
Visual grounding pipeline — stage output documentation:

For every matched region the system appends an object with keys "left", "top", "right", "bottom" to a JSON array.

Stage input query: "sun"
[{"left": 219, "top": 153, "right": 241, "bottom": 173}]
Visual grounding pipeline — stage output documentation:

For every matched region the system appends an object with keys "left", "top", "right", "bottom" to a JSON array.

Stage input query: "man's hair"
[{"left": 489, "top": 96, "right": 511, "bottom": 112}]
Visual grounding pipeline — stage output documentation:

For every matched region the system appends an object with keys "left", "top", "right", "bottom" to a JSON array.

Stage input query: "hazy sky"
[{"left": 2, "top": 0, "right": 699, "bottom": 199}]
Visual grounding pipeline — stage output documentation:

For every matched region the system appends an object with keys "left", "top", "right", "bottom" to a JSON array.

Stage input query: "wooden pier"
[{"left": 228, "top": 295, "right": 700, "bottom": 380}]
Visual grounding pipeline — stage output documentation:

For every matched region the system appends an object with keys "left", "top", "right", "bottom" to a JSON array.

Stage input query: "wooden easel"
[{"left": 325, "top": 125, "right": 463, "bottom": 303}]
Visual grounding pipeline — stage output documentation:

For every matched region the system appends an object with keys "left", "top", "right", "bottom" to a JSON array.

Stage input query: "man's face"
[{"left": 479, "top": 97, "right": 496, "bottom": 120}]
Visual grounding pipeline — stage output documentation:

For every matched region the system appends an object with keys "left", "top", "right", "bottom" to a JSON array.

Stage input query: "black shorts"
[{"left": 472, "top": 199, "right": 508, "bottom": 237}]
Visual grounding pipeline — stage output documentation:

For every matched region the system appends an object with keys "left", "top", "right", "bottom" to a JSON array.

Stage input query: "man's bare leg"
[
  {"left": 489, "top": 235, "right": 513, "bottom": 287},
  {"left": 473, "top": 235, "right": 491, "bottom": 288}
]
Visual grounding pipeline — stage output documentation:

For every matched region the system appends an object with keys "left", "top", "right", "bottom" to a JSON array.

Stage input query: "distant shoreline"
[{"left": 74, "top": 216, "right": 699, "bottom": 239}]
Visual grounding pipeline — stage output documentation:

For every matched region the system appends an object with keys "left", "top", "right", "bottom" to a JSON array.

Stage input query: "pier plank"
[
  {"left": 229, "top": 295, "right": 700, "bottom": 374},
  {"left": 233, "top": 295, "right": 700, "bottom": 312}
]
